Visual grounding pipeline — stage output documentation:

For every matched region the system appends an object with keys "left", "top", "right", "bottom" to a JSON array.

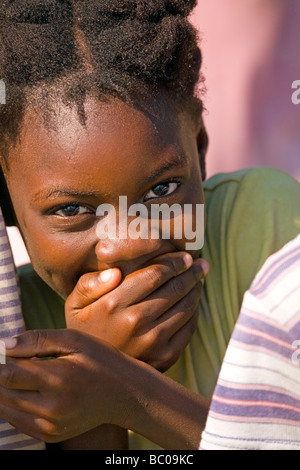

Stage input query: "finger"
[
  {"left": 155, "top": 313, "right": 200, "bottom": 372},
  {"left": 0, "top": 358, "right": 43, "bottom": 390},
  {"left": 150, "top": 253, "right": 209, "bottom": 279},
  {"left": 66, "top": 268, "right": 122, "bottom": 312},
  {"left": 2, "top": 329, "right": 85, "bottom": 359},
  {"left": 0, "top": 382, "right": 43, "bottom": 413},
  {"left": 130, "top": 256, "right": 209, "bottom": 307},
  {"left": 142, "top": 283, "right": 202, "bottom": 363},
  {"left": 126, "top": 258, "right": 205, "bottom": 322},
  {"left": 0, "top": 357, "right": 53, "bottom": 391},
  {"left": 95, "top": 252, "right": 194, "bottom": 310},
  {"left": 155, "top": 283, "right": 202, "bottom": 335},
  {"left": 0, "top": 402, "right": 53, "bottom": 443}
]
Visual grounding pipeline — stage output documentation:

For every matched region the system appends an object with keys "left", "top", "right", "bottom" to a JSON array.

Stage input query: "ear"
[
  {"left": 0, "top": 163, "right": 18, "bottom": 227},
  {"left": 197, "top": 122, "right": 208, "bottom": 182}
]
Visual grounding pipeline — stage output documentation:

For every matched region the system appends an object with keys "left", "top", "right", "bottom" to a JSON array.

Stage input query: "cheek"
[
  {"left": 21, "top": 226, "right": 89, "bottom": 298},
  {"left": 169, "top": 203, "right": 205, "bottom": 258}
]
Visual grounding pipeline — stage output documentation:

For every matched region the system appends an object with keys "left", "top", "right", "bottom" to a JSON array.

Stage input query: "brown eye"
[
  {"left": 55, "top": 205, "right": 91, "bottom": 217},
  {"left": 144, "top": 182, "right": 179, "bottom": 201}
]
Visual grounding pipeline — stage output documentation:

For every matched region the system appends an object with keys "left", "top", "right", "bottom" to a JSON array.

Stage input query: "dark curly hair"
[{"left": 0, "top": 0, "right": 207, "bottom": 224}]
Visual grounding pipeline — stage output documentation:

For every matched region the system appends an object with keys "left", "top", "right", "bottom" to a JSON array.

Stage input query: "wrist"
[
  {"left": 113, "top": 354, "right": 210, "bottom": 450},
  {"left": 61, "top": 425, "right": 128, "bottom": 450}
]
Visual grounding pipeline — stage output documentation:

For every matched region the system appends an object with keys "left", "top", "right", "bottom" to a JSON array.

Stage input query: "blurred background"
[
  {"left": 7, "top": 0, "right": 300, "bottom": 266},
  {"left": 191, "top": 0, "right": 300, "bottom": 181}
]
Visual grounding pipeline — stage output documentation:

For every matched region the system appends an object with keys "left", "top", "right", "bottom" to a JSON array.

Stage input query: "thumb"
[{"left": 66, "top": 268, "right": 122, "bottom": 314}]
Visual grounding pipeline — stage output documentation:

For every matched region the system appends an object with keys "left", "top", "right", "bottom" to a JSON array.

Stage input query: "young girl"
[{"left": 0, "top": 0, "right": 299, "bottom": 450}]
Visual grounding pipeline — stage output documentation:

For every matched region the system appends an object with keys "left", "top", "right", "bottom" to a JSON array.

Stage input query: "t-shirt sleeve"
[{"left": 17, "top": 263, "right": 66, "bottom": 331}]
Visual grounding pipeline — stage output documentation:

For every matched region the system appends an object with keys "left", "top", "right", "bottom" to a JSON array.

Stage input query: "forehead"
[
  {"left": 9, "top": 96, "right": 197, "bottom": 199},
  {"left": 22, "top": 95, "right": 182, "bottom": 147}
]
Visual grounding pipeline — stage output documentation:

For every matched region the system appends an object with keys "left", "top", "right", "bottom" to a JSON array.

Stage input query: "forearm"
[
  {"left": 117, "top": 356, "right": 210, "bottom": 450},
  {"left": 60, "top": 425, "right": 128, "bottom": 450}
]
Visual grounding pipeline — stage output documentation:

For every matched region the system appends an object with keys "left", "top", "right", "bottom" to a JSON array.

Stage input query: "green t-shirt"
[{"left": 18, "top": 167, "right": 300, "bottom": 449}]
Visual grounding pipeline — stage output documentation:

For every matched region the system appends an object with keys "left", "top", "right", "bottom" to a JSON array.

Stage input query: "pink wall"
[{"left": 191, "top": 0, "right": 300, "bottom": 181}]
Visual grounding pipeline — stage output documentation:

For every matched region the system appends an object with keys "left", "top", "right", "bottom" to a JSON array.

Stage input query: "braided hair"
[{"left": 0, "top": 0, "right": 206, "bottom": 223}]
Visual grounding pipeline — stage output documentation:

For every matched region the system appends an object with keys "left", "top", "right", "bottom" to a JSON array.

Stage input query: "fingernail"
[
  {"left": 99, "top": 269, "right": 113, "bottom": 283},
  {"left": 183, "top": 253, "right": 193, "bottom": 269},
  {"left": 2, "top": 337, "right": 17, "bottom": 349}
]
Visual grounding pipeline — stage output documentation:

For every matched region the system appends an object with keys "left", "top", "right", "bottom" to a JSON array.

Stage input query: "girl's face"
[{"left": 4, "top": 96, "right": 205, "bottom": 299}]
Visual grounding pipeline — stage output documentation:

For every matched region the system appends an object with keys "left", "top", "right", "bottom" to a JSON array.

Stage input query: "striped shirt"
[
  {"left": 200, "top": 234, "right": 300, "bottom": 450},
  {"left": 0, "top": 208, "right": 45, "bottom": 450}
]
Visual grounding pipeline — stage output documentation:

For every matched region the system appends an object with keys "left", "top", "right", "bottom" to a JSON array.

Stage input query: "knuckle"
[
  {"left": 55, "top": 327, "right": 80, "bottom": 351},
  {"left": 23, "top": 329, "right": 38, "bottom": 343},
  {"left": 76, "top": 274, "right": 93, "bottom": 301},
  {"left": 192, "top": 262, "right": 205, "bottom": 283},
  {"left": 166, "top": 257, "right": 181, "bottom": 277},
  {"left": 124, "top": 309, "right": 142, "bottom": 334},
  {"left": 49, "top": 372, "right": 68, "bottom": 392},
  {"left": 182, "top": 289, "right": 199, "bottom": 312},
  {"left": 144, "top": 328, "right": 162, "bottom": 351},
  {"left": 35, "top": 329, "right": 50, "bottom": 350},
  {"left": 62, "top": 328, "right": 80, "bottom": 343},
  {"left": 104, "top": 295, "right": 119, "bottom": 312},
  {"left": 25, "top": 329, "right": 49, "bottom": 352},
  {"left": 171, "top": 277, "right": 186, "bottom": 297},
  {"left": 38, "top": 401, "right": 68, "bottom": 439},
  {"left": 153, "top": 347, "right": 177, "bottom": 372},
  {"left": 161, "top": 349, "right": 177, "bottom": 370},
  {"left": 47, "top": 398, "right": 64, "bottom": 419},
  {"left": 0, "top": 363, "right": 16, "bottom": 387},
  {"left": 37, "top": 419, "right": 61, "bottom": 443},
  {"left": 145, "top": 266, "right": 163, "bottom": 290}
]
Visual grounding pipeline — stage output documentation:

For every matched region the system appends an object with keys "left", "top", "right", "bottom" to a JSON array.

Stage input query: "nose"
[{"left": 95, "top": 234, "right": 168, "bottom": 277}]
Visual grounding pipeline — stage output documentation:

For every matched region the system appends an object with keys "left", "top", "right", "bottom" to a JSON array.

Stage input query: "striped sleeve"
[
  {"left": 0, "top": 209, "right": 45, "bottom": 450},
  {"left": 200, "top": 235, "right": 300, "bottom": 450}
]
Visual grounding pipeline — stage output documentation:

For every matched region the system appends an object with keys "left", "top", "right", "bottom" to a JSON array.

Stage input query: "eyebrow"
[
  {"left": 32, "top": 153, "right": 187, "bottom": 202},
  {"left": 139, "top": 152, "right": 187, "bottom": 187},
  {"left": 32, "top": 188, "right": 100, "bottom": 203}
]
